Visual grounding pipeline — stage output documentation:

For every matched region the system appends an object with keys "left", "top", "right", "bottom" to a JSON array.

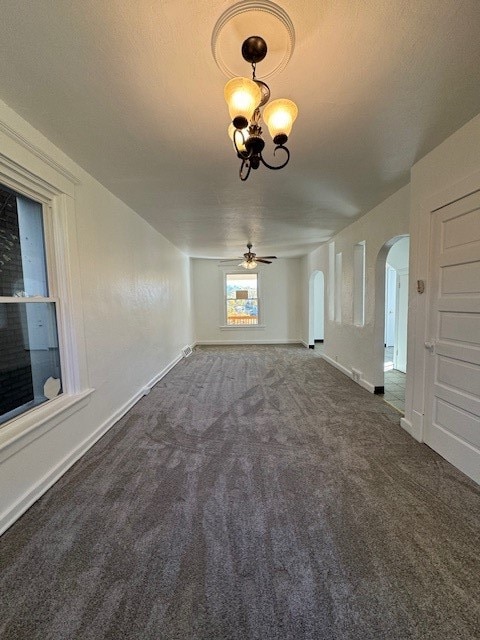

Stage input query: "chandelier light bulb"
[
  {"left": 228, "top": 123, "right": 249, "bottom": 153},
  {"left": 263, "top": 99, "right": 298, "bottom": 144},
  {"left": 224, "top": 77, "right": 261, "bottom": 129}
]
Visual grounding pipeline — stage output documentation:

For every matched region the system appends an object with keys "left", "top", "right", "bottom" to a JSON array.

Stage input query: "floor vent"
[{"left": 182, "top": 345, "right": 193, "bottom": 358}]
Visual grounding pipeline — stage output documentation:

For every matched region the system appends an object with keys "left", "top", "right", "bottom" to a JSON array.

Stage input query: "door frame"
[
  {"left": 308, "top": 270, "right": 325, "bottom": 349},
  {"left": 374, "top": 235, "right": 409, "bottom": 389}
]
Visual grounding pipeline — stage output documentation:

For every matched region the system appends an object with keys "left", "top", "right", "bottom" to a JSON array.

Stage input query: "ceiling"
[{"left": 1, "top": 0, "right": 480, "bottom": 258}]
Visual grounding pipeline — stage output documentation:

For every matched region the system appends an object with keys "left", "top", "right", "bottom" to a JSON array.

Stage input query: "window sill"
[
  {"left": 0, "top": 388, "right": 94, "bottom": 463},
  {"left": 220, "top": 324, "right": 266, "bottom": 329}
]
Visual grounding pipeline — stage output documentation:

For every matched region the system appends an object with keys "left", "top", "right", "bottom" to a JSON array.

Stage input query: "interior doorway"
[
  {"left": 384, "top": 237, "right": 409, "bottom": 410},
  {"left": 309, "top": 270, "right": 325, "bottom": 351},
  {"left": 375, "top": 236, "right": 409, "bottom": 413}
]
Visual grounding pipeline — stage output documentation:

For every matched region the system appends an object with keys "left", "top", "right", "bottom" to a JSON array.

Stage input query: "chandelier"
[{"left": 224, "top": 35, "right": 298, "bottom": 181}]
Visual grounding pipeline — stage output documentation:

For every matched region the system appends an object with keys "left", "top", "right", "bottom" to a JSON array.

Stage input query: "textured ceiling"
[{"left": 1, "top": 0, "right": 480, "bottom": 257}]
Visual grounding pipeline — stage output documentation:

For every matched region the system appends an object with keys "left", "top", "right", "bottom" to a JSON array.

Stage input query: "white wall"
[
  {"left": 303, "top": 185, "right": 410, "bottom": 390},
  {"left": 0, "top": 100, "right": 193, "bottom": 533},
  {"left": 192, "top": 258, "right": 302, "bottom": 344}
]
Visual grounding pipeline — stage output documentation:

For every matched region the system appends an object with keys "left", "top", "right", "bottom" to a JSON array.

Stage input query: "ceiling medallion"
[
  {"left": 224, "top": 35, "right": 298, "bottom": 181},
  {"left": 211, "top": 0, "right": 295, "bottom": 80}
]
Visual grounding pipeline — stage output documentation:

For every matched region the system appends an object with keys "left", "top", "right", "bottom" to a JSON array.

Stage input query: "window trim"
[
  {"left": 0, "top": 132, "right": 91, "bottom": 452},
  {"left": 0, "top": 389, "right": 93, "bottom": 463}
]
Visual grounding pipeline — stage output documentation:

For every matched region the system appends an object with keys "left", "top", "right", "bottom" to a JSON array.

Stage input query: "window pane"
[
  {"left": 0, "top": 185, "right": 48, "bottom": 297},
  {"left": 0, "top": 302, "right": 62, "bottom": 425},
  {"left": 227, "top": 299, "right": 258, "bottom": 324},
  {"left": 226, "top": 273, "right": 257, "bottom": 299},
  {"left": 226, "top": 273, "right": 258, "bottom": 325}
]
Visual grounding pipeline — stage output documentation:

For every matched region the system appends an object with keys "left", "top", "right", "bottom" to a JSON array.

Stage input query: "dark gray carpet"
[{"left": 1, "top": 345, "right": 479, "bottom": 640}]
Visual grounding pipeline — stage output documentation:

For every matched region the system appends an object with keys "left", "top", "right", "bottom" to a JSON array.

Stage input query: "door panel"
[
  {"left": 425, "top": 191, "right": 480, "bottom": 484},
  {"left": 442, "top": 205, "right": 480, "bottom": 248},
  {"left": 435, "top": 399, "right": 480, "bottom": 449},
  {"left": 439, "top": 312, "right": 480, "bottom": 343},
  {"left": 437, "top": 356, "right": 480, "bottom": 397},
  {"left": 442, "top": 261, "right": 480, "bottom": 294},
  {"left": 385, "top": 266, "right": 396, "bottom": 347},
  {"left": 394, "top": 270, "right": 408, "bottom": 372}
]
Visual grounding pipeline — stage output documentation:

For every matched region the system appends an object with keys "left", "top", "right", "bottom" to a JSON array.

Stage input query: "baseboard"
[
  {"left": 301, "top": 340, "right": 309, "bottom": 348},
  {"left": 143, "top": 353, "right": 183, "bottom": 390},
  {"left": 358, "top": 378, "right": 375, "bottom": 393},
  {"left": 322, "top": 354, "right": 352, "bottom": 378},
  {"left": 0, "top": 351, "right": 183, "bottom": 536},
  {"left": 322, "top": 355, "right": 376, "bottom": 394},
  {"left": 195, "top": 339, "right": 303, "bottom": 345},
  {"left": 401, "top": 411, "right": 423, "bottom": 442}
]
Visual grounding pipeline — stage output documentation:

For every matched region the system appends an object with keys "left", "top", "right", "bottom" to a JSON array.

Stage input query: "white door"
[
  {"left": 424, "top": 191, "right": 480, "bottom": 484},
  {"left": 314, "top": 272, "right": 324, "bottom": 341},
  {"left": 385, "top": 266, "right": 396, "bottom": 347},
  {"left": 394, "top": 269, "right": 408, "bottom": 372}
]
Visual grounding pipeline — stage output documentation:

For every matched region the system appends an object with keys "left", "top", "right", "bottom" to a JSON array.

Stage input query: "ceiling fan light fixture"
[
  {"left": 240, "top": 259, "right": 258, "bottom": 269},
  {"left": 221, "top": 244, "right": 277, "bottom": 268}
]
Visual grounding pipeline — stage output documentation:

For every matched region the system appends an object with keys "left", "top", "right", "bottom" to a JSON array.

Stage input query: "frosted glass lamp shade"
[
  {"left": 239, "top": 260, "right": 257, "bottom": 269},
  {"left": 263, "top": 99, "right": 298, "bottom": 144},
  {"left": 224, "top": 77, "right": 261, "bottom": 129}
]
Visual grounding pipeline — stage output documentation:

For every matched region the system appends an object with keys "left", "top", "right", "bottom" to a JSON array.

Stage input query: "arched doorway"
[
  {"left": 375, "top": 236, "right": 409, "bottom": 412},
  {"left": 309, "top": 271, "right": 325, "bottom": 351}
]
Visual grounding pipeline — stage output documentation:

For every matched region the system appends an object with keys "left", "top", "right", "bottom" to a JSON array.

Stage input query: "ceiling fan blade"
[
  {"left": 256, "top": 256, "right": 277, "bottom": 259},
  {"left": 256, "top": 259, "right": 272, "bottom": 264}
]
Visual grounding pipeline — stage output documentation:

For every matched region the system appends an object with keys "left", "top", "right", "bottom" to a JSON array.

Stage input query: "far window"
[
  {"left": 0, "top": 184, "right": 62, "bottom": 426},
  {"left": 225, "top": 273, "right": 259, "bottom": 325}
]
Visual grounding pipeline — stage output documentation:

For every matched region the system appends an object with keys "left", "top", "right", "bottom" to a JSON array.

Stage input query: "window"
[
  {"left": 353, "top": 241, "right": 366, "bottom": 326},
  {"left": 0, "top": 184, "right": 62, "bottom": 426},
  {"left": 225, "top": 273, "right": 259, "bottom": 325}
]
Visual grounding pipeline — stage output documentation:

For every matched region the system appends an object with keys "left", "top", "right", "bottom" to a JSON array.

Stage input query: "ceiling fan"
[{"left": 220, "top": 243, "right": 277, "bottom": 269}]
